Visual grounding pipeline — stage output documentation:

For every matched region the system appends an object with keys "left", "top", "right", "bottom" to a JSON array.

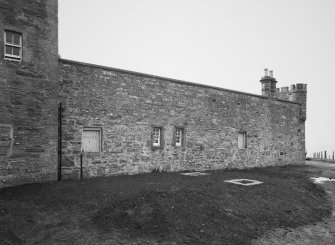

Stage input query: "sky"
[{"left": 59, "top": 0, "right": 335, "bottom": 157}]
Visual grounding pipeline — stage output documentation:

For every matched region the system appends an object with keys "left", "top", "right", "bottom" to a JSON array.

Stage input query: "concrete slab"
[{"left": 224, "top": 179, "right": 263, "bottom": 186}]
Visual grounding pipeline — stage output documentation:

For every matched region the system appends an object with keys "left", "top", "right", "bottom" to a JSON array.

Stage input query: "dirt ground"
[
  {"left": 253, "top": 161, "right": 335, "bottom": 245},
  {"left": 0, "top": 161, "right": 333, "bottom": 244}
]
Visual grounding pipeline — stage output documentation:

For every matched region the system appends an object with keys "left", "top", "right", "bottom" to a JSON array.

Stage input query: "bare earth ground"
[{"left": 253, "top": 161, "right": 335, "bottom": 245}]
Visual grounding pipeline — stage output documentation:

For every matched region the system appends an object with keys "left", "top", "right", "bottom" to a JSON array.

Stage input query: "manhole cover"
[
  {"left": 180, "top": 172, "right": 209, "bottom": 176},
  {"left": 224, "top": 179, "right": 263, "bottom": 186}
]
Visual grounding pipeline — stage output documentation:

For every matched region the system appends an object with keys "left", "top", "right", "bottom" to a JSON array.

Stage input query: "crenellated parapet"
[{"left": 289, "top": 83, "right": 307, "bottom": 92}]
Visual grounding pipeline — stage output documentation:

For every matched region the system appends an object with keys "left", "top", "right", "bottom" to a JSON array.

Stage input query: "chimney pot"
[
  {"left": 264, "top": 68, "right": 268, "bottom": 76},
  {"left": 269, "top": 70, "right": 273, "bottom": 77}
]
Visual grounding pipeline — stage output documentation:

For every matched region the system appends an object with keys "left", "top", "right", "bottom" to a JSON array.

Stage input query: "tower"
[
  {"left": 0, "top": 0, "right": 59, "bottom": 187},
  {"left": 289, "top": 83, "right": 307, "bottom": 122},
  {"left": 260, "top": 68, "right": 277, "bottom": 98}
]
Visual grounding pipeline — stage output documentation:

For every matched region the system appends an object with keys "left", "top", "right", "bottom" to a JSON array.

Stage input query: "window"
[
  {"left": 152, "top": 126, "right": 164, "bottom": 149},
  {"left": 152, "top": 127, "right": 161, "bottom": 147},
  {"left": 238, "top": 132, "right": 247, "bottom": 149},
  {"left": 174, "top": 127, "right": 185, "bottom": 147},
  {"left": 175, "top": 128, "right": 182, "bottom": 146},
  {"left": 4, "top": 30, "right": 22, "bottom": 61},
  {"left": 82, "top": 128, "right": 102, "bottom": 152}
]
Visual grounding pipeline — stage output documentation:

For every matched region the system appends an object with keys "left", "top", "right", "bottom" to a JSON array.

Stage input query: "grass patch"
[{"left": 0, "top": 165, "right": 332, "bottom": 244}]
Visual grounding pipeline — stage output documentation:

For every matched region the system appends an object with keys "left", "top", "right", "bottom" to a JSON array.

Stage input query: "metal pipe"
[
  {"left": 57, "top": 103, "right": 62, "bottom": 181},
  {"left": 80, "top": 150, "right": 83, "bottom": 180}
]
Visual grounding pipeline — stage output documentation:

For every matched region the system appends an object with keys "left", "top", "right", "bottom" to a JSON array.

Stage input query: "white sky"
[{"left": 59, "top": 0, "right": 335, "bottom": 157}]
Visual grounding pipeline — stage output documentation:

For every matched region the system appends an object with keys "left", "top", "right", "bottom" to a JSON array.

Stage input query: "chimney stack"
[{"left": 260, "top": 68, "right": 277, "bottom": 98}]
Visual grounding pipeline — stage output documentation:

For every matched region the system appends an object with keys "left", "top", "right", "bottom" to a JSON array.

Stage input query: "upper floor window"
[
  {"left": 238, "top": 132, "right": 247, "bottom": 149},
  {"left": 4, "top": 30, "right": 22, "bottom": 61}
]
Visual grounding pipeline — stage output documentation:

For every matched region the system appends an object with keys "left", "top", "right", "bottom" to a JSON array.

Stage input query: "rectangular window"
[
  {"left": 82, "top": 128, "right": 102, "bottom": 152},
  {"left": 175, "top": 127, "right": 185, "bottom": 147},
  {"left": 152, "top": 127, "right": 161, "bottom": 147},
  {"left": 4, "top": 30, "right": 22, "bottom": 61},
  {"left": 238, "top": 132, "right": 247, "bottom": 149}
]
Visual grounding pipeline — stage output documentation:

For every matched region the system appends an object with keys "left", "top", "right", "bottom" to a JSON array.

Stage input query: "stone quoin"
[{"left": 0, "top": 0, "right": 307, "bottom": 188}]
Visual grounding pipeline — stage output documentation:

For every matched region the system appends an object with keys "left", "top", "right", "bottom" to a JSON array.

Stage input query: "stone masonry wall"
[
  {"left": 59, "top": 60, "right": 305, "bottom": 179},
  {"left": 0, "top": 0, "right": 59, "bottom": 188}
]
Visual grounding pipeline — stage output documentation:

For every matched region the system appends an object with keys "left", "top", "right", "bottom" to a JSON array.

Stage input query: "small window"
[
  {"left": 4, "top": 30, "right": 22, "bottom": 61},
  {"left": 174, "top": 127, "right": 185, "bottom": 147},
  {"left": 153, "top": 127, "right": 161, "bottom": 147},
  {"left": 82, "top": 128, "right": 102, "bottom": 152},
  {"left": 238, "top": 132, "right": 247, "bottom": 149}
]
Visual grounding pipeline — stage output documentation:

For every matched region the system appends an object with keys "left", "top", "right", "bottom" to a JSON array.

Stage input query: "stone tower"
[
  {"left": 289, "top": 83, "right": 307, "bottom": 122},
  {"left": 0, "top": 0, "right": 59, "bottom": 187},
  {"left": 260, "top": 68, "right": 277, "bottom": 98}
]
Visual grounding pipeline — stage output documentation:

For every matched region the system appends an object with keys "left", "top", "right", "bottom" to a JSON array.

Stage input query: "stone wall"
[
  {"left": 0, "top": 0, "right": 59, "bottom": 188},
  {"left": 0, "top": 0, "right": 306, "bottom": 187},
  {"left": 59, "top": 59, "right": 305, "bottom": 179}
]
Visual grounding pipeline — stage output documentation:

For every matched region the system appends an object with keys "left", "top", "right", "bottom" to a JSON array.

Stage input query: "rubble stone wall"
[{"left": 59, "top": 60, "right": 305, "bottom": 179}]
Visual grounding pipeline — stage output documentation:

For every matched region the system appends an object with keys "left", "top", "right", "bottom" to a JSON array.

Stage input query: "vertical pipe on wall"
[
  {"left": 57, "top": 103, "right": 62, "bottom": 181},
  {"left": 80, "top": 150, "right": 83, "bottom": 180}
]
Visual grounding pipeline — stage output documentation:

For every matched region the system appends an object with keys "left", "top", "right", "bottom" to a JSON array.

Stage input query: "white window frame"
[
  {"left": 4, "top": 30, "right": 22, "bottom": 61},
  {"left": 152, "top": 127, "right": 161, "bottom": 147},
  {"left": 82, "top": 127, "right": 102, "bottom": 153},
  {"left": 175, "top": 128, "right": 183, "bottom": 147},
  {"left": 238, "top": 132, "right": 247, "bottom": 149}
]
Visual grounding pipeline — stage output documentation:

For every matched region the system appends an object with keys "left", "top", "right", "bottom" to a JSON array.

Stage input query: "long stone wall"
[
  {"left": 59, "top": 59, "right": 305, "bottom": 179},
  {"left": 0, "top": 0, "right": 306, "bottom": 187}
]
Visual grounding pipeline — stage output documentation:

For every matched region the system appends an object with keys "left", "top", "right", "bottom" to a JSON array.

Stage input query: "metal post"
[
  {"left": 80, "top": 150, "right": 83, "bottom": 180},
  {"left": 57, "top": 103, "right": 62, "bottom": 181}
]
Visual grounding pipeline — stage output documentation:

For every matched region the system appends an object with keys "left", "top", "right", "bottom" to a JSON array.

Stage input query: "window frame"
[
  {"left": 151, "top": 126, "right": 164, "bottom": 150},
  {"left": 173, "top": 126, "right": 186, "bottom": 148},
  {"left": 238, "top": 131, "right": 247, "bottom": 149},
  {"left": 4, "top": 30, "right": 22, "bottom": 61},
  {"left": 82, "top": 127, "right": 103, "bottom": 153}
]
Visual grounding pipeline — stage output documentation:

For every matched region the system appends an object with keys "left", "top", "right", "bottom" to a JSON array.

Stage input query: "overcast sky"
[{"left": 59, "top": 0, "right": 335, "bottom": 157}]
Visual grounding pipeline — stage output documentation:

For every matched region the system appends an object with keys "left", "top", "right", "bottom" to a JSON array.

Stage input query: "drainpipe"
[
  {"left": 57, "top": 103, "right": 62, "bottom": 181},
  {"left": 80, "top": 150, "right": 83, "bottom": 180}
]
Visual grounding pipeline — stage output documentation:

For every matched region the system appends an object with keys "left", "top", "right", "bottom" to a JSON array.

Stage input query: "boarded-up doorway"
[{"left": 82, "top": 128, "right": 101, "bottom": 152}]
